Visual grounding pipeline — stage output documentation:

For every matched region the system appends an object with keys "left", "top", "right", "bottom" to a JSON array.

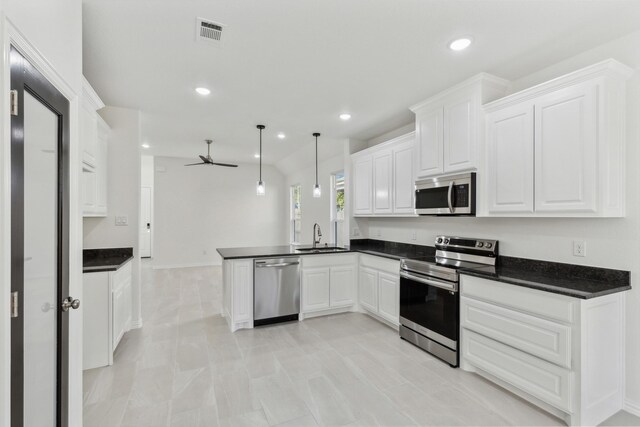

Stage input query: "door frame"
[{"left": 0, "top": 18, "right": 82, "bottom": 427}]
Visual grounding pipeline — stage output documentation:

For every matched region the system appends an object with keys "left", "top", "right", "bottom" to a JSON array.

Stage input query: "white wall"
[
  {"left": 141, "top": 155, "right": 154, "bottom": 187},
  {"left": 0, "top": 1, "right": 83, "bottom": 425},
  {"left": 357, "top": 31, "right": 640, "bottom": 413},
  {"left": 284, "top": 154, "right": 345, "bottom": 245},
  {"left": 153, "top": 157, "right": 287, "bottom": 267},
  {"left": 83, "top": 107, "right": 143, "bottom": 328}
]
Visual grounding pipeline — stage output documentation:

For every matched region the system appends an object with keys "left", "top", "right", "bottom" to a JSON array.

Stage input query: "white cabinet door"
[
  {"left": 232, "top": 260, "right": 253, "bottom": 322},
  {"left": 302, "top": 267, "right": 330, "bottom": 312},
  {"left": 358, "top": 266, "right": 378, "bottom": 313},
  {"left": 353, "top": 156, "right": 373, "bottom": 215},
  {"left": 373, "top": 150, "right": 393, "bottom": 214},
  {"left": 81, "top": 105, "right": 97, "bottom": 168},
  {"left": 377, "top": 272, "right": 399, "bottom": 324},
  {"left": 415, "top": 108, "right": 443, "bottom": 178},
  {"left": 123, "top": 276, "right": 132, "bottom": 332},
  {"left": 82, "top": 167, "right": 97, "bottom": 214},
  {"left": 392, "top": 140, "right": 415, "bottom": 214},
  {"left": 330, "top": 266, "right": 355, "bottom": 308},
  {"left": 112, "top": 285, "right": 124, "bottom": 349},
  {"left": 444, "top": 96, "right": 476, "bottom": 173},
  {"left": 486, "top": 104, "right": 535, "bottom": 213},
  {"left": 535, "top": 83, "right": 598, "bottom": 213}
]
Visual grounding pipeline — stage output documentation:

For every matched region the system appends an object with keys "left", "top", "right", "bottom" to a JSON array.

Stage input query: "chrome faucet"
[{"left": 313, "top": 223, "right": 322, "bottom": 248}]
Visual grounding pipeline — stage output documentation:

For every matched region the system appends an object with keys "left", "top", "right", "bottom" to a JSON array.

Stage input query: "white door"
[
  {"left": 373, "top": 150, "right": 393, "bottom": 214},
  {"left": 353, "top": 156, "right": 373, "bottom": 215},
  {"left": 415, "top": 107, "right": 443, "bottom": 177},
  {"left": 535, "top": 83, "right": 598, "bottom": 213},
  {"left": 392, "top": 139, "right": 415, "bottom": 214},
  {"left": 140, "top": 186, "right": 152, "bottom": 258},
  {"left": 485, "top": 104, "right": 535, "bottom": 214},
  {"left": 444, "top": 96, "right": 476, "bottom": 173},
  {"left": 302, "top": 268, "right": 330, "bottom": 312},
  {"left": 358, "top": 266, "right": 378, "bottom": 313},
  {"left": 377, "top": 272, "right": 399, "bottom": 324},
  {"left": 329, "top": 266, "right": 355, "bottom": 308}
]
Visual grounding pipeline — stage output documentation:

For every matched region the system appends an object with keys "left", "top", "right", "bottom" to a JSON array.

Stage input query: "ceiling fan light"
[
  {"left": 313, "top": 184, "right": 321, "bottom": 198},
  {"left": 256, "top": 180, "right": 266, "bottom": 196}
]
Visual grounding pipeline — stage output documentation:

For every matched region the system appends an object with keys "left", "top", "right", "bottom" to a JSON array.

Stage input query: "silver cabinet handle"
[
  {"left": 255, "top": 262, "right": 300, "bottom": 268},
  {"left": 447, "top": 181, "right": 454, "bottom": 213},
  {"left": 400, "top": 270, "right": 457, "bottom": 292},
  {"left": 61, "top": 297, "right": 80, "bottom": 312}
]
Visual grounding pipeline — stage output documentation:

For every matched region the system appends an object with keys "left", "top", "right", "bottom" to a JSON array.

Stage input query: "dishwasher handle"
[{"left": 255, "top": 261, "right": 300, "bottom": 268}]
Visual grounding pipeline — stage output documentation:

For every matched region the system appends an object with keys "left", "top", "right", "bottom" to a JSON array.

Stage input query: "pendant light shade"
[
  {"left": 256, "top": 125, "right": 266, "bottom": 196},
  {"left": 313, "top": 132, "right": 321, "bottom": 198}
]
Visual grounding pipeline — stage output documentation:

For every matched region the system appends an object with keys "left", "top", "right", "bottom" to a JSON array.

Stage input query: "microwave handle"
[{"left": 447, "top": 181, "right": 454, "bottom": 213}]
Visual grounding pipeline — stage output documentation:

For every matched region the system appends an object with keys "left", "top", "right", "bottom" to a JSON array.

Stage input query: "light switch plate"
[{"left": 115, "top": 216, "right": 128, "bottom": 226}]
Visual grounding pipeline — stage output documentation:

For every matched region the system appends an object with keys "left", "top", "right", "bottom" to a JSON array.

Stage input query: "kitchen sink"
[{"left": 295, "top": 246, "right": 347, "bottom": 253}]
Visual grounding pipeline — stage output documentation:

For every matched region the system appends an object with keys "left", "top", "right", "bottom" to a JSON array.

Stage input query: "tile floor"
[{"left": 83, "top": 261, "right": 639, "bottom": 427}]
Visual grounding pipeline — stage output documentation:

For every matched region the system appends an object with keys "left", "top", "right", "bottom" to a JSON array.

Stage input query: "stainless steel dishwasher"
[{"left": 254, "top": 257, "right": 300, "bottom": 326}]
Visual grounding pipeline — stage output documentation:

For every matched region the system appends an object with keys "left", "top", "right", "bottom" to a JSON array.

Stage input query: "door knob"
[{"left": 61, "top": 297, "right": 80, "bottom": 312}]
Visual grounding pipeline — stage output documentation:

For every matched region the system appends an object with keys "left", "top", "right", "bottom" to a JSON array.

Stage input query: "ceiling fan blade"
[
  {"left": 199, "top": 155, "right": 210, "bottom": 163},
  {"left": 210, "top": 162, "right": 238, "bottom": 168},
  {"left": 185, "top": 162, "right": 207, "bottom": 166}
]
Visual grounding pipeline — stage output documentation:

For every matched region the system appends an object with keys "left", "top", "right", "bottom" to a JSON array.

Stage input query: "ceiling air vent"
[{"left": 196, "top": 18, "right": 225, "bottom": 45}]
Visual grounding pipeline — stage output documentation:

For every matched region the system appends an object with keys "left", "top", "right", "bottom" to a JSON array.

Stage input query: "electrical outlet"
[
  {"left": 115, "top": 216, "right": 128, "bottom": 226},
  {"left": 411, "top": 231, "right": 417, "bottom": 241},
  {"left": 573, "top": 240, "right": 586, "bottom": 257}
]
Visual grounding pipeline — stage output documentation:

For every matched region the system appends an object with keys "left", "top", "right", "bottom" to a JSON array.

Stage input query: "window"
[
  {"left": 290, "top": 184, "right": 302, "bottom": 244},
  {"left": 331, "top": 172, "right": 345, "bottom": 246}
]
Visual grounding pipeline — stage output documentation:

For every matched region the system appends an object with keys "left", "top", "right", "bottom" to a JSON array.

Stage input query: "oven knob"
[
  {"left": 485, "top": 242, "right": 493, "bottom": 249},
  {"left": 436, "top": 237, "right": 443, "bottom": 244},
  {"left": 477, "top": 242, "right": 484, "bottom": 248},
  {"left": 443, "top": 238, "right": 449, "bottom": 244}
]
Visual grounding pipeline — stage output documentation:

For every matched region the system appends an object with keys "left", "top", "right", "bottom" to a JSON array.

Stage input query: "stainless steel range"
[{"left": 399, "top": 236, "right": 498, "bottom": 366}]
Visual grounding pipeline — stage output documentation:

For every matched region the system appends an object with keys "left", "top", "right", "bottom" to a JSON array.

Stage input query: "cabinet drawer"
[
  {"left": 461, "top": 297, "right": 571, "bottom": 368},
  {"left": 359, "top": 254, "right": 400, "bottom": 275},
  {"left": 460, "top": 275, "right": 575, "bottom": 324},
  {"left": 463, "top": 330, "right": 572, "bottom": 412},
  {"left": 302, "top": 253, "right": 356, "bottom": 268}
]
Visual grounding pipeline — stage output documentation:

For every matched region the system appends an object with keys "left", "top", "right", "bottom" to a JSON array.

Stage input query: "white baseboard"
[
  {"left": 624, "top": 399, "right": 640, "bottom": 417},
  {"left": 152, "top": 262, "right": 220, "bottom": 270},
  {"left": 130, "top": 318, "right": 143, "bottom": 329}
]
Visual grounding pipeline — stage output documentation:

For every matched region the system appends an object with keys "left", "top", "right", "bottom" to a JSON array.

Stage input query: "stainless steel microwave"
[{"left": 415, "top": 172, "right": 476, "bottom": 216}]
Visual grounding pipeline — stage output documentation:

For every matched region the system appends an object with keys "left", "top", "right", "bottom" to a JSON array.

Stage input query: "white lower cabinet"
[
  {"left": 302, "top": 254, "right": 357, "bottom": 315},
  {"left": 358, "top": 254, "right": 400, "bottom": 326},
  {"left": 83, "top": 259, "right": 132, "bottom": 370},
  {"left": 460, "top": 274, "right": 625, "bottom": 426},
  {"left": 222, "top": 259, "right": 253, "bottom": 331}
]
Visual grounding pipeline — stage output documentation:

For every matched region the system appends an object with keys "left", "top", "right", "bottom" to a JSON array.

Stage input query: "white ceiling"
[{"left": 82, "top": 0, "right": 640, "bottom": 166}]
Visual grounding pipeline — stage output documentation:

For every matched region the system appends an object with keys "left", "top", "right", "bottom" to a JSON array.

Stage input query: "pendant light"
[
  {"left": 312, "top": 132, "right": 321, "bottom": 198},
  {"left": 256, "top": 125, "right": 266, "bottom": 196}
]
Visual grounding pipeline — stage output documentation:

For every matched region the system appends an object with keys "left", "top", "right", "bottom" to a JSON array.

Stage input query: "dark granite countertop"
[
  {"left": 216, "top": 239, "right": 435, "bottom": 261},
  {"left": 460, "top": 256, "right": 631, "bottom": 299},
  {"left": 83, "top": 248, "right": 134, "bottom": 273}
]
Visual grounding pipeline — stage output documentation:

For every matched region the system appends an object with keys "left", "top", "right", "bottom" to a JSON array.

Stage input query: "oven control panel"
[{"left": 435, "top": 236, "right": 498, "bottom": 256}]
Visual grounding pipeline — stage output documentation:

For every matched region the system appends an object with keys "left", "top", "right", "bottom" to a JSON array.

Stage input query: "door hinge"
[
  {"left": 10, "top": 90, "right": 18, "bottom": 116},
  {"left": 10, "top": 291, "right": 18, "bottom": 318}
]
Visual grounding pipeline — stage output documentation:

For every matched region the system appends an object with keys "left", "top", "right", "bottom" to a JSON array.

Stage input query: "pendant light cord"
[
  {"left": 259, "top": 127, "right": 263, "bottom": 181},
  {"left": 315, "top": 135, "right": 318, "bottom": 185}
]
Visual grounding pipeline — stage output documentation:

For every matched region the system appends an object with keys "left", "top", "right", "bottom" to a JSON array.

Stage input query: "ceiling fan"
[{"left": 185, "top": 139, "right": 238, "bottom": 168}]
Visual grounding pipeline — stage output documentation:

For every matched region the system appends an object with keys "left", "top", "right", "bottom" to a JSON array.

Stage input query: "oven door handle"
[
  {"left": 447, "top": 181, "right": 454, "bottom": 213},
  {"left": 400, "top": 270, "right": 458, "bottom": 292}
]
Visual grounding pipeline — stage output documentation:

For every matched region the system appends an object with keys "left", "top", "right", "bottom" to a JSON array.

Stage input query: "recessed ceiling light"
[
  {"left": 277, "top": 132, "right": 286, "bottom": 139},
  {"left": 195, "top": 87, "right": 211, "bottom": 95},
  {"left": 141, "top": 143, "right": 150, "bottom": 149},
  {"left": 254, "top": 153, "right": 260, "bottom": 158},
  {"left": 449, "top": 37, "right": 472, "bottom": 51},
  {"left": 339, "top": 113, "right": 351, "bottom": 121}
]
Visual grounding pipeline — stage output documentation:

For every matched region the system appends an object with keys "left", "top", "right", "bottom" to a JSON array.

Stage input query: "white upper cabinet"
[
  {"left": 485, "top": 102, "right": 534, "bottom": 214},
  {"left": 411, "top": 73, "right": 510, "bottom": 179},
  {"left": 353, "top": 156, "right": 373, "bottom": 215},
  {"left": 534, "top": 83, "right": 597, "bottom": 213},
  {"left": 373, "top": 150, "right": 393, "bottom": 214},
  {"left": 351, "top": 132, "right": 415, "bottom": 217},
  {"left": 482, "top": 59, "right": 633, "bottom": 217},
  {"left": 82, "top": 77, "right": 110, "bottom": 217}
]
